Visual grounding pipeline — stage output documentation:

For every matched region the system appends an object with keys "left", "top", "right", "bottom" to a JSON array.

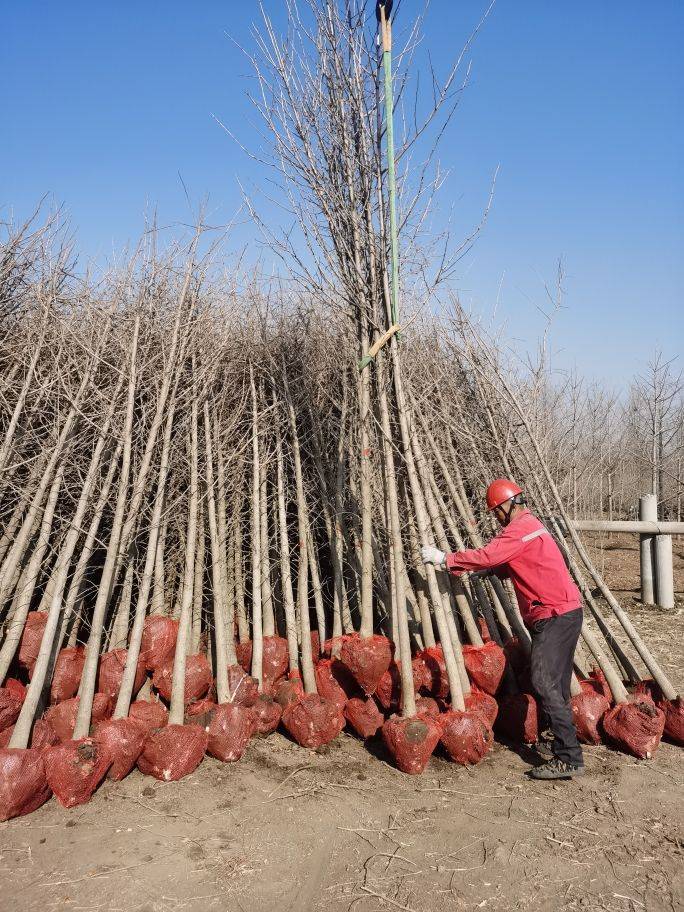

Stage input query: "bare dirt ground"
[{"left": 2, "top": 541, "right": 683, "bottom": 912}]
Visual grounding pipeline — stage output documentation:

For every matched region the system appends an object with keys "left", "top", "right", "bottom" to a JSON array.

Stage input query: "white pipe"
[
  {"left": 654, "top": 535, "right": 675, "bottom": 610},
  {"left": 639, "top": 494, "right": 657, "bottom": 604},
  {"left": 557, "top": 519, "right": 684, "bottom": 535}
]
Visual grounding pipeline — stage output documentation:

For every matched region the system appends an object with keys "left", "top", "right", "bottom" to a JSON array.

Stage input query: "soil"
[{"left": 2, "top": 543, "right": 683, "bottom": 912}]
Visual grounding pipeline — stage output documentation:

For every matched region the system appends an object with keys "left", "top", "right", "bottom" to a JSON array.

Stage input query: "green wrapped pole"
[
  {"left": 360, "top": 2, "right": 399, "bottom": 371},
  {"left": 379, "top": 1, "right": 399, "bottom": 328}
]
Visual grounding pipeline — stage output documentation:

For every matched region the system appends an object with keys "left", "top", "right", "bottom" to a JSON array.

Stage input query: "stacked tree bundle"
[{"left": 0, "top": 214, "right": 680, "bottom": 823}]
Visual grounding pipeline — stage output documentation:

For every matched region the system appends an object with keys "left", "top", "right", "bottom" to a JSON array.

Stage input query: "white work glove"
[{"left": 421, "top": 545, "right": 446, "bottom": 568}]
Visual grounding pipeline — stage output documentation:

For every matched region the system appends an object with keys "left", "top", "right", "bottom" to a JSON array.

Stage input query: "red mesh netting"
[
  {"left": 281, "top": 694, "right": 345, "bottom": 748},
  {"left": 315, "top": 658, "right": 360, "bottom": 710},
  {"left": 18, "top": 611, "right": 48, "bottom": 671},
  {"left": 632, "top": 682, "right": 683, "bottom": 745},
  {"left": 273, "top": 676, "right": 304, "bottom": 708},
  {"left": 152, "top": 653, "right": 212, "bottom": 704},
  {"left": 226, "top": 664, "right": 259, "bottom": 707},
  {"left": 322, "top": 634, "right": 353, "bottom": 658},
  {"left": 440, "top": 710, "right": 493, "bottom": 765},
  {"left": 44, "top": 738, "right": 112, "bottom": 807},
  {"left": 97, "top": 649, "right": 146, "bottom": 701},
  {"left": 0, "top": 687, "right": 23, "bottom": 731},
  {"left": 50, "top": 647, "right": 85, "bottom": 703},
  {"left": 477, "top": 618, "right": 492, "bottom": 642},
  {"left": 340, "top": 634, "right": 392, "bottom": 695},
  {"left": 1, "top": 717, "right": 60, "bottom": 751},
  {"left": 417, "top": 646, "right": 450, "bottom": 700},
  {"left": 137, "top": 724, "right": 208, "bottom": 781},
  {"left": 94, "top": 718, "right": 146, "bottom": 781},
  {"left": 252, "top": 694, "right": 283, "bottom": 736},
  {"left": 128, "top": 699, "right": 168, "bottom": 734},
  {"left": 6, "top": 678, "right": 26, "bottom": 701},
  {"left": 571, "top": 690, "right": 610, "bottom": 745},
  {"left": 603, "top": 700, "right": 665, "bottom": 758},
  {"left": 0, "top": 748, "right": 51, "bottom": 821},
  {"left": 415, "top": 696, "right": 440, "bottom": 719},
  {"left": 261, "top": 636, "right": 290, "bottom": 689},
  {"left": 372, "top": 662, "right": 400, "bottom": 711},
  {"left": 140, "top": 616, "right": 178, "bottom": 671},
  {"left": 185, "top": 697, "right": 217, "bottom": 721},
  {"left": 661, "top": 698, "right": 684, "bottom": 746},
  {"left": 44, "top": 693, "right": 112, "bottom": 742},
  {"left": 32, "top": 718, "right": 61, "bottom": 751},
  {"left": 344, "top": 696, "right": 384, "bottom": 739},
  {"left": 580, "top": 668, "right": 613, "bottom": 703},
  {"left": 494, "top": 693, "right": 538, "bottom": 744},
  {"left": 381, "top": 714, "right": 441, "bottom": 775},
  {"left": 412, "top": 656, "right": 431, "bottom": 692},
  {"left": 376, "top": 661, "right": 427, "bottom": 712},
  {"left": 235, "top": 639, "right": 252, "bottom": 672},
  {"left": 464, "top": 688, "right": 499, "bottom": 727},
  {"left": 634, "top": 678, "right": 660, "bottom": 702},
  {"left": 503, "top": 637, "right": 528, "bottom": 678},
  {"left": 310, "top": 631, "right": 321, "bottom": 661},
  {"left": 462, "top": 642, "right": 506, "bottom": 696},
  {"left": 206, "top": 703, "right": 255, "bottom": 762}
]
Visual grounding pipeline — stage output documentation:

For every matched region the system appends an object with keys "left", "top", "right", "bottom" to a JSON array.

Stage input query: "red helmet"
[{"left": 486, "top": 478, "right": 523, "bottom": 511}]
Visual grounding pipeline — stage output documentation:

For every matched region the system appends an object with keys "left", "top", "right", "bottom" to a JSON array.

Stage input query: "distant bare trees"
[{"left": 512, "top": 350, "right": 683, "bottom": 521}]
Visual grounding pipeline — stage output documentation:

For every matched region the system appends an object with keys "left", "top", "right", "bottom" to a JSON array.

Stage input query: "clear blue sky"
[{"left": 3, "top": 1, "right": 682, "bottom": 386}]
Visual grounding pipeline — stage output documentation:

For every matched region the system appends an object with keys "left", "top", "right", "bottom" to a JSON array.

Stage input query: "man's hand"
[{"left": 421, "top": 545, "right": 446, "bottom": 568}]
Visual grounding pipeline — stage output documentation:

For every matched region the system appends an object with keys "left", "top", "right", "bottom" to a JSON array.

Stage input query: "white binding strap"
[{"left": 521, "top": 527, "right": 550, "bottom": 543}]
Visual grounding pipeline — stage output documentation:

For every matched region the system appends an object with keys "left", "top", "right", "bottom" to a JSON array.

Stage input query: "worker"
[{"left": 421, "top": 478, "right": 584, "bottom": 780}]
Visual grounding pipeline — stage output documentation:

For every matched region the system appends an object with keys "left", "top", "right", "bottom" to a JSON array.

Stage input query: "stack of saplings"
[
  {"left": 0, "top": 216, "right": 680, "bottom": 824},
  {"left": 0, "top": 0, "right": 682, "bottom": 820}
]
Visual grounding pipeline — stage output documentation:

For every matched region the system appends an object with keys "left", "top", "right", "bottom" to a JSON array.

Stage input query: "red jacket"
[{"left": 445, "top": 509, "right": 581, "bottom": 626}]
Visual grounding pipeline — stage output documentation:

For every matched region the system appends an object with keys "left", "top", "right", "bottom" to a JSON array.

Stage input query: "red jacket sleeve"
[{"left": 445, "top": 528, "right": 526, "bottom": 575}]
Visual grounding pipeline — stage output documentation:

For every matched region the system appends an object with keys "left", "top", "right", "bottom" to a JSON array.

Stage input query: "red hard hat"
[{"left": 486, "top": 478, "right": 523, "bottom": 511}]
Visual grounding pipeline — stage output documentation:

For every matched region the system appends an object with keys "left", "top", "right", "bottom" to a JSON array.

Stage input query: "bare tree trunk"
[
  {"left": 249, "top": 366, "right": 264, "bottom": 688},
  {"left": 109, "top": 557, "right": 135, "bottom": 650},
  {"left": 0, "top": 463, "right": 64, "bottom": 683},
  {"left": 357, "top": 341, "right": 374, "bottom": 638},
  {"left": 203, "top": 399, "right": 231, "bottom": 702},
  {"left": 0, "top": 322, "right": 45, "bottom": 478},
  {"left": 113, "top": 373, "right": 181, "bottom": 719},
  {"left": 374, "top": 350, "right": 416, "bottom": 715},
  {"left": 214, "top": 412, "right": 237, "bottom": 665},
  {"left": 168, "top": 394, "right": 200, "bottom": 725},
  {"left": 190, "top": 498, "right": 205, "bottom": 654},
  {"left": 58, "top": 442, "right": 123, "bottom": 647},
  {"left": 307, "top": 525, "right": 326, "bottom": 650},
  {"left": 259, "top": 443, "right": 275, "bottom": 637},
  {"left": 283, "top": 368, "right": 317, "bottom": 694},
  {"left": 72, "top": 317, "right": 140, "bottom": 739},
  {"left": 0, "top": 368, "right": 92, "bottom": 607},
  {"left": 151, "top": 515, "right": 168, "bottom": 616},
  {"left": 390, "top": 341, "right": 465, "bottom": 710},
  {"left": 234, "top": 510, "right": 248, "bottom": 643},
  {"left": 275, "top": 419, "right": 299, "bottom": 675}
]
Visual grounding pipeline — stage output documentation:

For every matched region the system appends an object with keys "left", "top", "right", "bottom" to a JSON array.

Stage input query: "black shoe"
[
  {"left": 527, "top": 758, "right": 584, "bottom": 780},
  {"left": 533, "top": 739, "right": 555, "bottom": 760}
]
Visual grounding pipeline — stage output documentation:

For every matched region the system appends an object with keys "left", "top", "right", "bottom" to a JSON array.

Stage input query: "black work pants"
[{"left": 529, "top": 607, "right": 583, "bottom": 766}]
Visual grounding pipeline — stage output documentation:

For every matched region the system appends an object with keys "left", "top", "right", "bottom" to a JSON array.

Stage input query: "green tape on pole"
[{"left": 383, "top": 46, "right": 400, "bottom": 330}]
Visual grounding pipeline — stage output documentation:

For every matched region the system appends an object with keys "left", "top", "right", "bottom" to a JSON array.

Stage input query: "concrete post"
[
  {"left": 654, "top": 534, "right": 675, "bottom": 610},
  {"left": 639, "top": 494, "right": 657, "bottom": 604}
]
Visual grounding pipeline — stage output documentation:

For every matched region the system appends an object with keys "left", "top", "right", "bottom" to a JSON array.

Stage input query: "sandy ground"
[{"left": 2, "top": 542, "right": 683, "bottom": 912}]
